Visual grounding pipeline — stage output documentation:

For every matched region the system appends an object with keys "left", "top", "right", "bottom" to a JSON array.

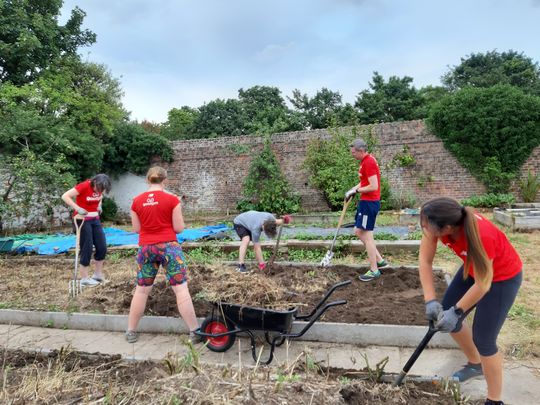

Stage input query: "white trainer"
[{"left": 80, "top": 277, "right": 100, "bottom": 287}]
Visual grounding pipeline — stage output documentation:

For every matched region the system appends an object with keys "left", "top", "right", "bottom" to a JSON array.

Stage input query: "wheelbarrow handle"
[
  {"left": 296, "top": 280, "right": 351, "bottom": 321},
  {"left": 285, "top": 299, "right": 347, "bottom": 339}
]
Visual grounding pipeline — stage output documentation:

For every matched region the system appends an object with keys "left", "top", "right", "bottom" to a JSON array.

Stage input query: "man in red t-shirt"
[{"left": 345, "top": 139, "right": 388, "bottom": 282}]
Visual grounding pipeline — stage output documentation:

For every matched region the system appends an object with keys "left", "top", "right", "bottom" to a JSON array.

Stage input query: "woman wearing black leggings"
[{"left": 419, "top": 197, "right": 522, "bottom": 405}]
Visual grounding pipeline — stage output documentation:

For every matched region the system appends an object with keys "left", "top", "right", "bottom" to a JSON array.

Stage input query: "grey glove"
[
  {"left": 77, "top": 207, "right": 88, "bottom": 216},
  {"left": 345, "top": 187, "right": 358, "bottom": 200},
  {"left": 436, "top": 306, "right": 461, "bottom": 333},
  {"left": 425, "top": 299, "right": 443, "bottom": 321}
]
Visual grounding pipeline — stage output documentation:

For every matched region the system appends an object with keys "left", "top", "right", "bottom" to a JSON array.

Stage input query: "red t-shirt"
[
  {"left": 440, "top": 214, "right": 522, "bottom": 282},
  {"left": 74, "top": 180, "right": 102, "bottom": 215},
  {"left": 131, "top": 190, "right": 180, "bottom": 246},
  {"left": 359, "top": 154, "right": 381, "bottom": 201}
]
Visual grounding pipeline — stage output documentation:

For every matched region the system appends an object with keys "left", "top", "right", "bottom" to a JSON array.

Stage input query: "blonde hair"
[
  {"left": 420, "top": 197, "right": 493, "bottom": 290},
  {"left": 146, "top": 166, "right": 167, "bottom": 184}
]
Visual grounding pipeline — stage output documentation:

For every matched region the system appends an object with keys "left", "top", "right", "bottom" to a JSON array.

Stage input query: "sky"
[{"left": 60, "top": 0, "right": 540, "bottom": 123}]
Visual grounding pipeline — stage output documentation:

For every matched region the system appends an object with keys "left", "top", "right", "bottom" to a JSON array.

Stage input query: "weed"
[
  {"left": 338, "top": 376, "right": 351, "bottom": 384},
  {"left": 442, "top": 378, "right": 470, "bottom": 404},
  {"left": 360, "top": 353, "right": 388, "bottom": 383}
]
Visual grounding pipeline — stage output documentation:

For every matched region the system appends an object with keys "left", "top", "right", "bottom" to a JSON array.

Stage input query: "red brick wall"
[{"left": 163, "top": 120, "right": 539, "bottom": 214}]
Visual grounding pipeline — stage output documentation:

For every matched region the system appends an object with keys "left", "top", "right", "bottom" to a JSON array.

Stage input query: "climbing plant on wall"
[{"left": 236, "top": 137, "right": 300, "bottom": 214}]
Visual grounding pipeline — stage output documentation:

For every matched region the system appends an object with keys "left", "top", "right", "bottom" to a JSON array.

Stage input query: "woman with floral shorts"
[{"left": 126, "top": 166, "right": 199, "bottom": 344}]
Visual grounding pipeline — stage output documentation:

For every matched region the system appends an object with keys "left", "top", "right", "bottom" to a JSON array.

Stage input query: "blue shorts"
[{"left": 354, "top": 200, "right": 380, "bottom": 231}]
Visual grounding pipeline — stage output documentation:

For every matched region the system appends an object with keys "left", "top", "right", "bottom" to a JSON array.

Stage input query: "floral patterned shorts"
[{"left": 136, "top": 241, "right": 187, "bottom": 286}]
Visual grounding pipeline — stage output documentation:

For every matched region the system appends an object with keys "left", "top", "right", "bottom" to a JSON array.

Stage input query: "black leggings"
[
  {"left": 442, "top": 266, "right": 522, "bottom": 356},
  {"left": 74, "top": 218, "right": 107, "bottom": 266}
]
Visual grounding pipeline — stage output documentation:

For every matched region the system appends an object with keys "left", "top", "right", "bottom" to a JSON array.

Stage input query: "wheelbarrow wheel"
[{"left": 201, "top": 315, "right": 236, "bottom": 352}]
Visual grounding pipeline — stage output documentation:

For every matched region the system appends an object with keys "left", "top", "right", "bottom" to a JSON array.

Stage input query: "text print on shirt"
[
  {"left": 86, "top": 192, "right": 101, "bottom": 202},
  {"left": 143, "top": 193, "right": 159, "bottom": 207}
]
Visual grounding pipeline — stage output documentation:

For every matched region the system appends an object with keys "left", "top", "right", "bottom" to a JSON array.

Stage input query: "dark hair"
[
  {"left": 90, "top": 174, "right": 111, "bottom": 194},
  {"left": 262, "top": 219, "right": 278, "bottom": 238},
  {"left": 420, "top": 197, "right": 492, "bottom": 289}
]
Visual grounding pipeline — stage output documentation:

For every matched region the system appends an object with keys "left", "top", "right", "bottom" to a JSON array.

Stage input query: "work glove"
[
  {"left": 282, "top": 214, "right": 292, "bottom": 224},
  {"left": 345, "top": 187, "right": 358, "bottom": 201},
  {"left": 425, "top": 299, "right": 443, "bottom": 321},
  {"left": 77, "top": 207, "right": 88, "bottom": 216},
  {"left": 435, "top": 306, "right": 461, "bottom": 333}
]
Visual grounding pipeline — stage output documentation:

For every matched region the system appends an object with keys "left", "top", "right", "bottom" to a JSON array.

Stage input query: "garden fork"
[
  {"left": 320, "top": 197, "right": 352, "bottom": 267},
  {"left": 69, "top": 215, "right": 84, "bottom": 298}
]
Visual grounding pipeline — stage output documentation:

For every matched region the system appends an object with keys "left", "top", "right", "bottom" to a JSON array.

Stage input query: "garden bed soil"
[
  {"left": 0, "top": 258, "right": 447, "bottom": 326},
  {"left": 77, "top": 263, "right": 446, "bottom": 326},
  {"left": 0, "top": 349, "right": 471, "bottom": 404}
]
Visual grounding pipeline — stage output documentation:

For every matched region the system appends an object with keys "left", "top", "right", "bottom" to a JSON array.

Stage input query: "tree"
[
  {"left": 0, "top": 0, "right": 96, "bottom": 85},
  {"left": 427, "top": 84, "right": 540, "bottom": 193},
  {"left": 161, "top": 106, "right": 199, "bottom": 140},
  {"left": 442, "top": 50, "right": 540, "bottom": 95},
  {"left": 238, "top": 85, "right": 293, "bottom": 134},
  {"left": 415, "top": 85, "right": 450, "bottom": 117},
  {"left": 355, "top": 72, "right": 424, "bottom": 124},
  {"left": 289, "top": 87, "right": 355, "bottom": 129},
  {"left": 191, "top": 98, "right": 246, "bottom": 138},
  {"left": 104, "top": 121, "right": 173, "bottom": 175}
]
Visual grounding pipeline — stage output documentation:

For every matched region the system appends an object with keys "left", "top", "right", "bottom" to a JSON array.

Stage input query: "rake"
[
  {"left": 69, "top": 215, "right": 84, "bottom": 297},
  {"left": 320, "top": 197, "right": 352, "bottom": 267}
]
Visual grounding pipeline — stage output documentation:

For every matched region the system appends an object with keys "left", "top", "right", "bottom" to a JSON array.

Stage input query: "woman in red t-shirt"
[
  {"left": 419, "top": 197, "right": 522, "bottom": 405},
  {"left": 62, "top": 174, "right": 111, "bottom": 287},
  {"left": 125, "top": 166, "right": 199, "bottom": 344}
]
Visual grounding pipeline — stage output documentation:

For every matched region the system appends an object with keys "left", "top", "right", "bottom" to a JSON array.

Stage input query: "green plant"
[
  {"left": 379, "top": 177, "right": 392, "bottom": 211},
  {"left": 304, "top": 125, "right": 376, "bottom": 210},
  {"left": 461, "top": 193, "right": 515, "bottom": 208},
  {"left": 237, "top": 137, "right": 300, "bottom": 214},
  {"left": 163, "top": 342, "right": 202, "bottom": 375},
  {"left": 417, "top": 174, "right": 434, "bottom": 188},
  {"left": 392, "top": 145, "right": 416, "bottom": 167},
  {"left": 508, "top": 304, "right": 540, "bottom": 329},
  {"left": 427, "top": 84, "right": 540, "bottom": 193},
  {"left": 228, "top": 143, "right": 250, "bottom": 155},
  {"left": 373, "top": 232, "right": 399, "bottom": 241},
  {"left": 101, "top": 197, "right": 118, "bottom": 222},
  {"left": 387, "top": 188, "right": 418, "bottom": 210},
  {"left": 406, "top": 230, "right": 423, "bottom": 240},
  {"left": 360, "top": 353, "right": 389, "bottom": 383},
  {"left": 519, "top": 170, "right": 540, "bottom": 203}
]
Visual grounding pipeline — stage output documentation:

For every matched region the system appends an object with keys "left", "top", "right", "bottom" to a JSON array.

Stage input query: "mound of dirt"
[{"left": 78, "top": 264, "right": 447, "bottom": 326}]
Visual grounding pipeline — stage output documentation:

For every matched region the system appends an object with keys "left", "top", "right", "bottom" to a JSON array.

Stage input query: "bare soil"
[
  {"left": 0, "top": 257, "right": 446, "bottom": 326},
  {"left": 0, "top": 348, "right": 470, "bottom": 404}
]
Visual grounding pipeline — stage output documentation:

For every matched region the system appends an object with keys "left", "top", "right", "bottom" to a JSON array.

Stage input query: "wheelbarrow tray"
[{"left": 214, "top": 302, "right": 298, "bottom": 334}]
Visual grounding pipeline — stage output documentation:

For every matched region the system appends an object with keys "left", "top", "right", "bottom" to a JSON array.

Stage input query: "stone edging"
[{"left": 0, "top": 309, "right": 456, "bottom": 349}]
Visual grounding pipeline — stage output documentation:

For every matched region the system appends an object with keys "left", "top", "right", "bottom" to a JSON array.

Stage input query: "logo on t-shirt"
[
  {"left": 86, "top": 192, "right": 101, "bottom": 202},
  {"left": 143, "top": 193, "right": 159, "bottom": 207}
]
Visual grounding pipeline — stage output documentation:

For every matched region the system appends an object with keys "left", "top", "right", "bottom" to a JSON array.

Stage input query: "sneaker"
[
  {"left": 453, "top": 362, "right": 483, "bottom": 382},
  {"left": 377, "top": 260, "right": 389, "bottom": 269},
  {"left": 80, "top": 277, "right": 100, "bottom": 287},
  {"left": 125, "top": 330, "right": 139, "bottom": 343},
  {"left": 237, "top": 264, "right": 250, "bottom": 273},
  {"left": 485, "top": 399, "right": 504, "bottom": 405},
  {"left": 92, "top": 275, "right": 105, "bottom": 283},
  {"left": 359, "top": 270, "right": 381, "bottom": 282}
]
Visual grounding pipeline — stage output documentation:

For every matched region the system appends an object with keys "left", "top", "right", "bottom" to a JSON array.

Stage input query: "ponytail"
[{"left": 462, "top": 207, "right": 493, "bottom": 290}]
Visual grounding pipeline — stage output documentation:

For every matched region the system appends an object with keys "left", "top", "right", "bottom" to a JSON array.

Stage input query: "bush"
[
  {"left": 101, "top": 197, "right": 118, "bottom": 222},
  {"left": 236, "top": 137, "right": 300, "bottom": 214},
  {"left": 427, "top": 85, "right": 540, "bottom": 193},
  {"left": 304, "top": 125, "right": 377, "bottom": 210},
  {"left": 519, "top": 170, "right": 540, "bottom": 203},
  {"left": 461, "top": 193, "right": 515, "bottom": 208}
]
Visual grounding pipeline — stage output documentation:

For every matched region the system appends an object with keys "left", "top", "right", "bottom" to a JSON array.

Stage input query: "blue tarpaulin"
[{"left": 5, "top": 225, "right": 230, "bottom": 255}]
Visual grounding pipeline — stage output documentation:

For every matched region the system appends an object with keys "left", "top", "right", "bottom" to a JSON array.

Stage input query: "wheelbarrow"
[{"left": 195, "top": 280, "right": 352, "bottom": 364}]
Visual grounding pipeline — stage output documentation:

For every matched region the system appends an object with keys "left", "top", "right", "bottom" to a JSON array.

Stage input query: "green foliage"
[
  {"left": 519, "top": 170, "right": 540, "bottom": 203},
  {"left": 161, "top": 106, "right": 199, "bottom": 140},
  {"left": 304, "top": 126, "right": 373, "bottom": 210},
  {"left": 100, "top": 197, "right": 118, "bottom": 222},
  {"left": 442, "top": 50, "right": 540, "bottom": 95},
  {"left": 0, "top": 0, "right": 96, "bottom": 85},
  {"left": 427, "top": 85, "right": 540, "bottom": 193},
  {"left": 237, "top": 138, "right": 300, "bottom": 214},
  {"left": 391, "top": 145, "right": 416, "bottom": 167},
  {"left": 355, "top": 72, "right": 425, "bottom": 124},
  {"left": 289, "top": 87, "right": 357, "bottom": 129},
  {"left": 0, "top": 149, "right": 74, "bottom": 232},
  {"left": 191, "top": 98, "right": 246, "bottom": 138},
  {"left": 104, "top": 122, "right": 173, "bottom": 175},
  {"left": 379, "top": 177, "right": 392, "bottom": 211},
  {"left": 461, "top": 193, "right": 515, "bottom": 208}
]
